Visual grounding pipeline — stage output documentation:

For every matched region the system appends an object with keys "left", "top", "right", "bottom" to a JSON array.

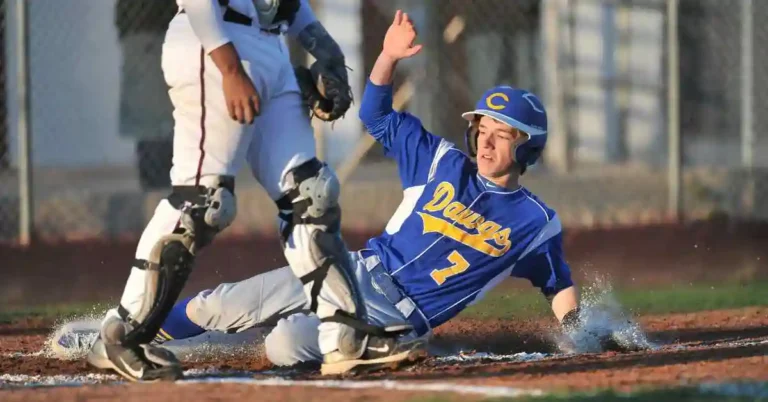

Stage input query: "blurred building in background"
[
  {"left": 0, "top": 0, "right": 6, "bottom": 170},
  {"left": 1, "top": 0, "right": 767, "bottom": 245},
  {"left": 114, "top": 0, "right": 178, "bottom": 189}
]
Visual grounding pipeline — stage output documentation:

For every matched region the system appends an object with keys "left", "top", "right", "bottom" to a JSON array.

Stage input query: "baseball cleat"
[
  {"left": 320, "top": 334, "right": 429, "bottom": 376},
  {"left": 49, "top": 322, "right": 100, "bottom": 360},
  {"left": 85, "top": 335, "right": 111, "bottom": 369},
  {"left": 87, "top": 336, "right": 184, "bottom": 382}
]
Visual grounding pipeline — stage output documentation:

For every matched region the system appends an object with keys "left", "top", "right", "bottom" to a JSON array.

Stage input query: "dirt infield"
[
  {"left": 1, "top": 307, "right": 766, "bottom": 400},
  {"left": 1, "top": 219, "right": 767, "bottom": 399}
]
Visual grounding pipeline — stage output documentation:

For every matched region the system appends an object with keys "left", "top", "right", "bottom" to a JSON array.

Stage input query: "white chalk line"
[
  {"left": 3, "top": 373, "right": 767, "bottom": 399},
  {"left": 180, "top": 376, "right": 548, "bottom": 398},
  {"left": 0, "top": 351, "right": 553, "bottom": 393},
  {"left": 663, "top": 337, "right": 768, "bottom": 352},
  {"left": 434, "top": 351, "right": 550, "bottom": 363},
  {"left": 0, "top": 371, "right": 546, "bottom": 398},
  {"left": 4, "top": 350, "right": 47, "bottom": 358}
]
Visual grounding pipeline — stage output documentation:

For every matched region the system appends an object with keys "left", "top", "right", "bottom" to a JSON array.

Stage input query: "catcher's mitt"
[{"left": 294, "top": 60, "right": 353, "bottom": 122}]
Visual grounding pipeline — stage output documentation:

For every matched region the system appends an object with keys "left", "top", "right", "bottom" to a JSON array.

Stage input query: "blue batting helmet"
[{"left": 462, "top": 86, "right": 548, "bottom": 173}]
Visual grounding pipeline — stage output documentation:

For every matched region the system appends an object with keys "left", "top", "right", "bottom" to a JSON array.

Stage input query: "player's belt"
[
  {"left": 359, "top": 249, "right": 432, "bottom": 337},
  {"left": 179, "top": 7, "right": 282, "bottom": 35}
]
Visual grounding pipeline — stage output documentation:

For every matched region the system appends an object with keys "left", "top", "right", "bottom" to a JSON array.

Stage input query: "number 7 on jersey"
[{"left": 430, "top": 250, "right": 470, "bottom": 286}]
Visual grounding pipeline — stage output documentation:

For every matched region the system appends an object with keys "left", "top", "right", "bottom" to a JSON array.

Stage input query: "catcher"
[{"left": 83, "top": 0, "right": 381, "bottom": 382}]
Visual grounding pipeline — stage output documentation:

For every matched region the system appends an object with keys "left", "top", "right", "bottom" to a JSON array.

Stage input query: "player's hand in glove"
[
  {"left": 211, "top": 43, "right": 261, "bottom": 124},
  {"left": 294, "top": 60, "right": 353, "bottom": 122},
  {"left": 382, "top": 10, "right": 423, "bottom": 62},
  {"left": 560, "top": 307, "right": 653, "bottom": 354}
]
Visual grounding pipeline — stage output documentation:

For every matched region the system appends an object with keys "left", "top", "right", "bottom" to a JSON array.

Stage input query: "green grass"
[
  {"left": 459, "top": 281, "right": 768, "bottom": 321},
  {"left": 0, "top": 302, "right": 111, "bottom": 324},
  {"left": 407, "top": 382, "right": 768, "bottom": 401},
  {"left": 1, "top": 281, "right": 767, "bottom": 325}
]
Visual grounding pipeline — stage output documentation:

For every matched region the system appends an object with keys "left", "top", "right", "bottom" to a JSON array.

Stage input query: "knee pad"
[
  {"left": 112, "top": 177, "right": 237, "bottom": 346},
  {"left": 276, "top": 158, "right": 341, "bottom": 236},
  {"left": 276, "top": 159, "right": 398, "bottom": 357},
  {"left": 169, "top": 176, "right": 237, "bottom": 252},
  {"left": 275, "top": 159, "right": 364, "bottom": 317}
]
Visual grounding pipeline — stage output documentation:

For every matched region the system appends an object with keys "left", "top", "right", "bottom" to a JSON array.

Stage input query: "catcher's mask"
[
  {"left": 462, "top": 86, "right": 548, "bottom": 174},
  {"left": 252, "top": 0, "right": 301, "bottom": 27}
]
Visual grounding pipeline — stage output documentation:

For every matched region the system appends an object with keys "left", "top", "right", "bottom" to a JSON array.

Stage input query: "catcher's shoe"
[
  {"left": 87, "top": 336, "right": 183, "bottom": 382},
  {"left": 320, "top": 332, "right": 429, "bottom": 376}
]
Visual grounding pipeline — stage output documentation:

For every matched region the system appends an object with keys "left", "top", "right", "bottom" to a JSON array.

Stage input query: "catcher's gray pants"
[{"left": 184, "top": 251, "right": 425, "bottom": 366}]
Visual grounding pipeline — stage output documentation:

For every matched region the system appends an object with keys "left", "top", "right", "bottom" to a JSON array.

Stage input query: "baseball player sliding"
[
  {"left": 58, "top": 8, "right": 620, "bottom": 377},
  {"left": 85, "top": 0, "right": 393, "bottom": 382}
]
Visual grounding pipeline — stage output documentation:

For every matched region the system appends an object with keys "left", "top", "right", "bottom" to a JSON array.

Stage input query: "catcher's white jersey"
[
  {"left": 175, "top": 0, "right": 317, "bottom": 34},
  {"left": 175, "top": 0, "right": 266, "bottom": 19},
  {"left": 162, "top": 1, "right": 316, "bottom": 198}
]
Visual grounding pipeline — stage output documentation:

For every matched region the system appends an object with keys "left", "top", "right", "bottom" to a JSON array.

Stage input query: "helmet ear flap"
[
  {"left": 464, "top": 116, "right": 481, "bottom": 158},
  {"left": 514, "top": 133, "right": 547, "bottom": 174}
]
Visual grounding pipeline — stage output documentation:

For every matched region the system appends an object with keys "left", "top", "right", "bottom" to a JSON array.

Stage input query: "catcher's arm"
[
  {"left": 297, "top": 21, "right": 345, "bottom": 67},
  {"left": 183, "top": 0, "right": 260, "bottom": 123},
  {"left": 290, "top": 20, "right": 353, "bottom": 121}
]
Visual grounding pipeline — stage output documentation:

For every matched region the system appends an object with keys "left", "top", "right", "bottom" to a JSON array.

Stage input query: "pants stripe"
[{"left": 195, "top": 47, "right": 207, "bottom": 187}]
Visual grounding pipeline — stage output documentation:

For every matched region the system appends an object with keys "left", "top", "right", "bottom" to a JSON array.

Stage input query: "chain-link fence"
[
  {"left": 350, "top": 0, "right": 768, "bottom": 225},
  {"left": 1, "top": 0, "right": 767, "bottom": 245},
  {"left": 0, "top": 0, "right": 11, "bottom": 240}
]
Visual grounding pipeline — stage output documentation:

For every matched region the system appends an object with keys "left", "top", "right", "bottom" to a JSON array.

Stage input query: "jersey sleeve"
[
  {"left": 285, "top": 0, "right": 317, "bottom": 37},
  {"left": 179, "top": 0, "right": 231, "bottom": 53},
  {"left": 358, "top": 79, "right": 445, "bottom": 188},
  {"left": 510, "top": 233, "right": 574, "bottom": 298}
]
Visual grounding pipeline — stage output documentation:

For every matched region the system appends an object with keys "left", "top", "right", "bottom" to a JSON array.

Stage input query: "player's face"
[{"left": 476, "top": 116, "right": 527, "bottom": 178}]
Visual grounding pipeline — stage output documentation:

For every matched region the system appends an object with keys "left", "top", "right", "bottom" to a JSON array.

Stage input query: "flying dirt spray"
[{"left": 553, "top": 274, "right": 657, "bottom": 354}]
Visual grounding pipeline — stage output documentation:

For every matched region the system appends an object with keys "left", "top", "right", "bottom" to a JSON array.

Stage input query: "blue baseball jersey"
[{"left": 358, "top": 80, "right": 573, "bottom": 330}]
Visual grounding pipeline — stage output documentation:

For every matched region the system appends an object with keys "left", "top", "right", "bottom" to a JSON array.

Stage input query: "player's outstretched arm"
[
  {"left": 517, "top": 232, "right": 580, "bottom": 329},
  {"left": 369, "top": 10, "right": 423, "bottom": 86},
  {"left": 359, "top": 10, "right": 423, "bottom": 131},
  {"left": 357, "top": 9, "right": 442, "bottom": 187}
]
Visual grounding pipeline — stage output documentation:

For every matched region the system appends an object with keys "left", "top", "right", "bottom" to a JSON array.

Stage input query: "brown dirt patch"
[
  {"left": 0, "top": 383, "right": 460, "bottom": 402},
  {"left": 2, "top": 220, "right": 768, "bottom": 399},
  {"left": 1, "top": 307, "right": 766, "bottom": 400}
]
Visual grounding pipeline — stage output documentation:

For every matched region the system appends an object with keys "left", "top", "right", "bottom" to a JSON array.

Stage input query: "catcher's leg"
[
  {"left": 248, "top": 91, "right": 413, "bottom": 376},
  {"left": 90, "top": 18, "right": 259, "bottom": 381},
  {"left": 90, "top": 177, "right": 237, "bottom": 381}
]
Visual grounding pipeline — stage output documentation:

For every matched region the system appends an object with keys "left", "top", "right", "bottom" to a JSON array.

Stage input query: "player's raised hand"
[{"left": 382, "top": 10, "right": 423, "bottom": 61}]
